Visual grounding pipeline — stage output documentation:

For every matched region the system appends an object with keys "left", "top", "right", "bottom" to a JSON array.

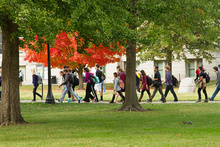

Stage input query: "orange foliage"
[{"left": 20, "top": 32, "right": 126, "bottom": 69}]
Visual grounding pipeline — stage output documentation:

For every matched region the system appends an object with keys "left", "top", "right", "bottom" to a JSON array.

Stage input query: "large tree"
[{"left": 21, "top": 32, "right": 126, "bottom": 89}]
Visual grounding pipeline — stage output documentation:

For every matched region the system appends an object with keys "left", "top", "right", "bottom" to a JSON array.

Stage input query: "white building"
[{"left": 0, "top": 32, "right": 219, "bottom": 85}]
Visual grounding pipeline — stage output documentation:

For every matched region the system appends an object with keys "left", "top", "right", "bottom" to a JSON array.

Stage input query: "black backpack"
[
  {"left": 204, "top": 73, "right": 210, "bottom": 83},
  {"left": 147, "top": 76, "right": 153, "bottom": 86},
  {"left": 172, "top": 75, "right": 178, "bottom": 87},
  {"left": 101, "top": 71, "right": 106, "bottom": 81},
  {"left": 73, "top": 75, "right": 79, "bottom": 86}
]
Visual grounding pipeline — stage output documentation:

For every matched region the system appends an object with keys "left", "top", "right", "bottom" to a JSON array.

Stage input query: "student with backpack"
[
  {"left": 95, "top": 64, "right": 103, "bottom": 101},
  {"left": 138, "top": 70, "right": 151, "bottom": 102},
  {"left": 163, "top": 66, "right": 178, "bottom": 102},
  {"left": 136, "top": 70, "right": 141, "bottom": 93},
  {"left": 83, "top": 67, "right": 98, "bottom": 102},
  {"left": 209, "top": 66, "right": 220, "bottom": 101},
  {"left": 67, "top": 69, "right": 80, "bottom": 102},
  {"left": 196, "top": 66, "right": 208, "bottom": 103},
  {"left": 57, "top": 69, "right": 82, "bottom": 103},
  {"left": 31, "top": 69, "right": 42, "bottom": 101}
]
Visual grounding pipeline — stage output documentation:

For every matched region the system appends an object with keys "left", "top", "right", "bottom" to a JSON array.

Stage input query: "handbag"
[{"left": 153, "top": 80, "right": 160, "bottom": 88}]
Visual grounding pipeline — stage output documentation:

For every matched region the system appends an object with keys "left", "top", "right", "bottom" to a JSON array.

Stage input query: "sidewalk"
[{"left": 20, "top": 100, "right": 220, "bottom": 104}]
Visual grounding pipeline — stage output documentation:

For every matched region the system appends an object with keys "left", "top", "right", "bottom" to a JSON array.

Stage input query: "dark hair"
[
  {"left": 68, "top": 69, "right": 72, "bottom": 73},
  {"left": 84, "top": 67, "right": 89, "bottom": 72},
  {"left": 60, "top": 71, "right": 64, "bottom": 74},
  {"left": 113, "top": 72, "right": 117, "bottom": 77},
  {"left": 63, "top": 65, "right": 68, "bottom": 69},
  {"left": 199, "top": 66, "right": 203, "bottom": 71},
  {"left": 118, "top": 68, "right": 123, "bottom": 72},
  {"left": 213, "top": 66, "right": 218, "bottom": 71},
  {"left": 64, "top": 69, "right": 68, "bottom": 73},
  {"left": 140, "top": 70, "right": 146, "bottom": 76},
  {"left": 116, "top": 66, "right": 120, "bottom": 69},
  {"left": 96, "top": 64, "right": 100, "bottom": 68},
  {"left": 155, "top": 66, "right": 158, "bottom": 70}
]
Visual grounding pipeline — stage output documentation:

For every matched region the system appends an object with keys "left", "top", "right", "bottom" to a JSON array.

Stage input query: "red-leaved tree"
[{"left": 21, "top": 32, "right": 126, "bottom": 89}]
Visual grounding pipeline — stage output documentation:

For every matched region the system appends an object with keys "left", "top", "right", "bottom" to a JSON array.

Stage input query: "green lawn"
[
  {"left": 19, "top": 81, "right": 220, "bottom": 102},
  {"left": 0, "top": 103, "right": 220, "bottom": 146}
]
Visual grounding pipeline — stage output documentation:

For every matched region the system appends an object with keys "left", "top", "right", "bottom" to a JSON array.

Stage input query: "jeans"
[
  {"left": 33, "top": 84, "right": 42, "bottom": 100},
  {"left": 102, "top": 81, "right": 105, "bottom": 92},
  {"left": 60, "top": 85, "right": 80, "bottom": 102},
  {"left": 210, "top": 85, "right": 220, "bottom": 100},
  {"left": 150, "top": 86, "right": 165, "bottom": 100},
  {"left": 198, "top": 87, "right": 208, "bottom": 100},
  {"left": 136, "top": 84, "right": 140, "bottom": 93},
  {"left": 164, "top": 85, "right": 178, "bottom": 101}
]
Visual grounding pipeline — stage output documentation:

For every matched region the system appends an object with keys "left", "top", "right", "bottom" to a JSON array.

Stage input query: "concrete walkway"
[{"left": 20, "top": 100, "right": 220, "bottom": 104}]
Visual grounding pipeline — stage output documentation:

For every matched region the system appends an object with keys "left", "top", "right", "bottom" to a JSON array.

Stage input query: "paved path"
[{"left": 20, "top": 100, "right": 220, "bottom": 104}]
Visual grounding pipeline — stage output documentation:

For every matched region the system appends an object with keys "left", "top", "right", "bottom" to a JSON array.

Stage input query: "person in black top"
[
  {"left": 196, "top": 66, "right": 208, "bottom": 102},
  {"left": 95, "top": 64, "right": 103, "bottom": 101},
  {"left": 147, "top": 66, "right": 166, "bottom": 103}
]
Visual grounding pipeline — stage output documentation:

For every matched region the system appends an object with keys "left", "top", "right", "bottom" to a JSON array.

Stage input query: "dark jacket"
[
  {"left": 32, "top": 74, "right": 38, "bottom": 87},
  {"left": 60, "top": 73, "right": 72, "bottom": 88},
  {"left": 96, "top": 69, "right": 102, "bottom": 83}
]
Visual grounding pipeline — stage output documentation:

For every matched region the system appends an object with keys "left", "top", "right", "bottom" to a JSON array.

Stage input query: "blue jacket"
[{"left": 32, "top": 74, "right": 38, "bottom": 87}]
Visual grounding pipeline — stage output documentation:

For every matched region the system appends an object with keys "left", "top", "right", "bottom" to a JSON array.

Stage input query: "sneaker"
[
  {"left": 196, "top": 99, "right": 201, "bottom": 103},
  {"left": 32, "top": 100, "right": 36, "bottom": 102},
  {"left": 147, "top": 99, "right": 152, "bottom": 103},
  {"left": 92, "top": 98, "right": 96, "bottom": 103},
  {"left": 67, "top": 100, "right": 71, "bottom": 103},
  {"left": 204, "top": 99, "right": 208, "bottom": 103},
  {"left": 162, "top": 100, "right": 166, "bottom": 103},
  {"left": 109, "top": 101, "right": 115, "bottom": 103},
  {"left": 173, "top": 100, "right": 178, "bottom": 102},
  {"left": 78, "top": 97, "right": 82, "bottom": 103},
  {"left": 208, "top": 98, "right": 213, "bottom": 101}
]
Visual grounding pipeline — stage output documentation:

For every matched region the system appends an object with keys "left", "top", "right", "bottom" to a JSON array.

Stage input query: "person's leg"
[
  {"left": 84, "top": 84, "right": 91, "bottom": 102},
  {"left": 68, "top": 91, "right": 71, "bottom": 100},
  {"left": 109, "top": 94, "right": 116, "bottom": 103},
  {"left": 146, "top": 90, "right": 151, "bottom": 99},
  {"left": 203, "top": 87, "right": 208, "bottom": 100},
  {"left": 197, "top": 87, "right": 202, "bottom": 101},
  {"left": 210, "top": 85, "right": 220, "bottom": 100},
  {"left": 71, "top": 85, "right": 76, "bottom": 101},
  {"left": 114, "top": 93, "right": 120, "bottom": 102},
  {"left": 91, "top": 84, "right": 98, "bottom": 102},
  {"left": 102, "top": 81, "right": 106, "bottom": 93},
  {"left": 170, "top": 85, "right": 178, "bottom": 101},
  {"left": 60, "top": 86, "right": 68, "bottom": 102},
  {"left": 33, "top": 86, "right": 37, "bottom": 101},
  {"left": 117, "top": 91, "right": 125, "bottom": 101},
  {"left": 158, "top": 86, "right": 165, "bottom": 101},
  {"left": 138, "top": 89, "right": 145, "bottom": 102},
  {"left": 35, "top": 85, "right": 42, "bottom": 99},
  {"left": 69, "top": 87, "right": 81, "bottom": 101},
  {"left": 149, "top": 87, "right": 158, "bottom": 101},
  {"left": 164, "top": 86, "right": 170, "bottom": 98},
  {"left": 136, "top": 83, "right": 140, "bottom": 93}
]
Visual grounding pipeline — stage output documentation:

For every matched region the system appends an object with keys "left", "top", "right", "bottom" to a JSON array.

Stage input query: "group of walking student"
[{"left": 31, "top": 64, "right": 220, "bottom": 103}]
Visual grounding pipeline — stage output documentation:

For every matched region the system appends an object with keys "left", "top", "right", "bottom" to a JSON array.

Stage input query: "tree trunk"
[
  {"left": 0, "top": 15, "right": 26, "bottom": 126},
  {"left": 117, "top": 40, "right": 145, "bottom": 111},
  {"left": 78, "top": 68, "right": 84, "bottom": 90}
]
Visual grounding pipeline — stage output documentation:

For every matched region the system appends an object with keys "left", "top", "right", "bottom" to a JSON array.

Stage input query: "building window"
[
  {"left": 155, "top": 61, "right": 168, "bottom": 78},
  {"left": 186, "top": 59, "right": 203, "bottom": 77},
  {"left": 37, "top": 65, "right": 44, "bottom": 78},
  {"left": 0, "top": 33, "right": 2, "bottom": 54}
]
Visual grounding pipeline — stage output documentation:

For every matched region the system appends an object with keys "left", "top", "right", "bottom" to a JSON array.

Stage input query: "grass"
[
  {"left": 19, "top": 81, "right": 219, "bottom": 101},
  {"left": 0, "top": 103, "right": 220, "bottom": 146}
]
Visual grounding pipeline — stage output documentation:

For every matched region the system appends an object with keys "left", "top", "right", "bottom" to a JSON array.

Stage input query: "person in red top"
[
  {"left": 138, "top": 70, "right": 151, "bottom": 102},
  {"left": 195, "top": 65, "right": 200, "bottom": 82},
  {"left": 118, "top": 68, "right": 126, "bottom": 91}
]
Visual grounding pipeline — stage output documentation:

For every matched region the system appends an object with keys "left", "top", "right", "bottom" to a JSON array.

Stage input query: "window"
[
  {"left": 37, "top": 65, "right": 43, "bottom": 78},
  {"left": 155, "top": 61, "right": 168, "bottom": 78},
  {"left": 0, "top": 33, "right": 2, "bottom": 54},
  {"left": 187, "top": 59, "right": 202, "bottom": 77}
]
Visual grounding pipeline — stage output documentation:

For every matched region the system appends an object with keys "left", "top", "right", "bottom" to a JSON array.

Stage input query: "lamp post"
[{"left": 45, "top": 42, "right": 55, "bottom": 104}]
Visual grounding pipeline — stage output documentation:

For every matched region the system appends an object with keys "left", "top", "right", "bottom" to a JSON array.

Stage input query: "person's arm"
[
  {"left": 216, "top": 72, "right": 220, "bottom": 85},
  {"left": 33, "top": 75, "right": 37, "bottom": 87},
  {"left": 197, "top": 75, "right": 203, "bottom": 84},
  {"left": 60, "top": 74, "right": 69, "bottom": 86},
  {"left": 114, "top": 78, "right": 118, "bottom": 91}
]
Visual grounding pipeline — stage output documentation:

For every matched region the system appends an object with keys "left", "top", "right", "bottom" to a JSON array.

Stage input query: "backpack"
[
  {"left": 101, "top": 71, "right": 106, "bottom": 81},
  {"left": 147, "top": 76, "right": 153, "bottom": 86},
  {"left": 69, "top": 73, "right": 75, "bottom": 85},
  {"left": 89, "top": 73, "right": 100, "bottom": 84},
  {"left": 37, "top": 75, "right": 42, "bottom": 84},
  {"left": 172, "top": 75, "right": 178, "bottom": 87},
  {"left": 204, "top": 73, "right": 210, "bottom": 83},
  {"left": 119, "top": 79, "right": 125, "bottom": 90},
  {"left": 73, "top": 75, "right": 79, "bottom": 86}
]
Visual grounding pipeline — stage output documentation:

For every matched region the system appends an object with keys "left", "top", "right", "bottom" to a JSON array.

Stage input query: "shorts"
[{"left": 94, "top": 83, "right": 102, "bottom": 92}]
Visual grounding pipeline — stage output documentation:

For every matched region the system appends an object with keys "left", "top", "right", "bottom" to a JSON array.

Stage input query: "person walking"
[
  {"left": 209, "top": 66, "right": 220, "bottom": 101},
  {"left": 164, "top": 66, "right": 178, "bottom": 102},
  {"left": 118, "top": 68, "right": 126, "bottom": 91},
  {"left": 138, "top": 70, "right": 151, "bottom": 102},
  {"left": 95, "top": 64, "right": 103, "bottom": 101},
  {"left": 19, "top": 70, "right": 23, "bottom": 86},
  {"left": 136, "top": 70, "right": 141, "bottom": 93},
  {"left": 31, "top": 69, "right": 42, "bottom": 101},
  {"left": 100, "top": 67, "right": 106, "bottom": 93},
  {"left": 109, "top": 72, "right": 125, "bottom": 103},
  {"left": 83, "top": 67, "right": 98, "bottom": 102},
  {"left": 196, "top": 66, "right": 208, "bottom": 103},
  {"left": 194, "top": 65, "right": 200, "bottom": 82},
  {"left": 57, "top": 69, "right": 82, "bottom": 103},
  {"left": 147, "top": 66, "right": 166, "bottom": 103}
]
